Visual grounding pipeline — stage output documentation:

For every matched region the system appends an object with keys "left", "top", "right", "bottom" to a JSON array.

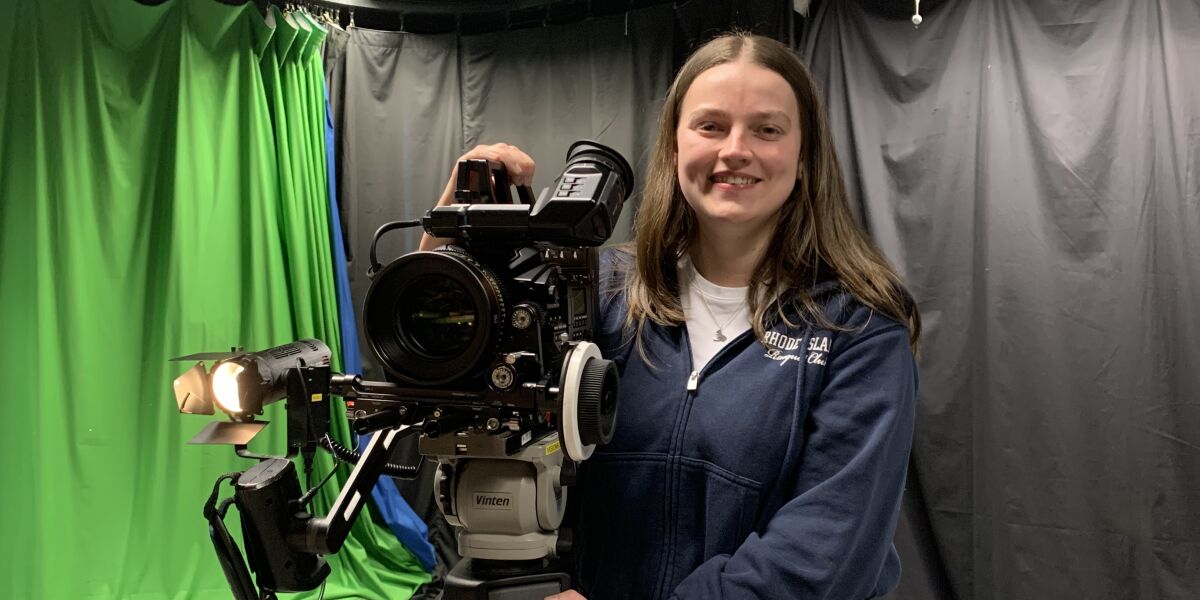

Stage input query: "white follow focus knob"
[{"left": 560, "top": 341, "right": 603, "bottom": 462}]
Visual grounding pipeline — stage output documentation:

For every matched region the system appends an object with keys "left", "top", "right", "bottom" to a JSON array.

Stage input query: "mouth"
[{"left": 709, "top": 174, "right": 761, "bottom": 186}]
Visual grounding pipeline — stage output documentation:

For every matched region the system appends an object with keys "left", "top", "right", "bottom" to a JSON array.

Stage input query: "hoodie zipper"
[
  {"left": 658, "top": 328, "right": 755, "bottom": 597},
  {"left": 684, "top": 327, "right": 755, "bottom": 392}
]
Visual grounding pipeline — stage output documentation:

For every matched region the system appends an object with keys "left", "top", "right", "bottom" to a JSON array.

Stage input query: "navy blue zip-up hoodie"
[{"left": 569, "top": 251, "right": 917, "bottom": 599}]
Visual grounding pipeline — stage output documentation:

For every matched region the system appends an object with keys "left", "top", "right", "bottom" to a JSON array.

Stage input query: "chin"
[{"left": 699, "top": 212, "right": 768, "bottom": 232}]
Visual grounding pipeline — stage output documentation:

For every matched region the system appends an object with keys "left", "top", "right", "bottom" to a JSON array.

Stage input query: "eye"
[
  {"left": 695, "top": 121, "right": 724, "bottom": 133},
  {"left": 759, "top": 124, "right": 785, "bottom": 137}
]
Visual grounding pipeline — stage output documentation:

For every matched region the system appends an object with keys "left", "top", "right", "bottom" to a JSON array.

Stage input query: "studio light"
[{"left": 172, "top": 339, "right": 332, "bottom": 419}]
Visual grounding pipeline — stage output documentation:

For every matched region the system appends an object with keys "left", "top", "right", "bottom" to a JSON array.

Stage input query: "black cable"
[
  {"left": 202, "top": 473, "right": 260, "bottom": 600},
  {"left": 217, "top": 497, "right": 237, "bottom": 518},
  {"left": 367, "top": 219, "right": 423, "bottom": 278},
  {"left": 297, "top": 463, "right": 341, "bottom": 507},
  {"left": 203, "top": 473, "right": 242, "bottom": 520},
  {"left": 302, "top": 446, "right": 317, "bottom": 489},
  {"left": 319, "top": 433, "right": 422, "bottom": 479}
]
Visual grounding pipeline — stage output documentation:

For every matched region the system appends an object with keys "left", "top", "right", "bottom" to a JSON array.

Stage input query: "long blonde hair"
[{"left": 623, "top": 32, "right": 921, "bottom": 352}]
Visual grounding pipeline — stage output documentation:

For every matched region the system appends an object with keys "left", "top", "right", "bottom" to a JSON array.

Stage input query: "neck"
[{"left": 689, "top": 226, "right": 773, "bottom": 287}]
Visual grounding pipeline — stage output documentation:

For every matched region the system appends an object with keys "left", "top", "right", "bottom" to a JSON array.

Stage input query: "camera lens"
[
  {"left": 397, "top": 276, "right": 477, "bottom": 359},
  {"left": 363, "top": 250, "right": 505, "bottom": 385}
]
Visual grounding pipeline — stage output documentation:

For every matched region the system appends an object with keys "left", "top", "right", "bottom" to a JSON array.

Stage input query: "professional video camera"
[{"left": 170, "top": 141, "right": 634, "bottom": 600}]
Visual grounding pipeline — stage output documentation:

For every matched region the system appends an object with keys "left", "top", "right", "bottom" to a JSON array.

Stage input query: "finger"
[
  {"left": 517, "top": 158, "right": 536, "bottom": 187},
  {"left": 493, "top": 149, "right": 534, "bottom": 187},
  {"left": 543, "top": 592, "right": 584, "bottom": 600},
  {"left": 506, "top": 153, "right": 536, "bottom": 187},
  {"left": 460, "top": 143, "right": 536, "bottom": 187},
  {"left": 461, "top": 144, "right": 502, "bottom": 163},
  {"left": 506, "top": 162, "right": 532, "bottom": 187}
]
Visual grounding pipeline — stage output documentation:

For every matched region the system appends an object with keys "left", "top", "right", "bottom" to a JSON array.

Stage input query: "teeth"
[{"left": 712, "top": 175, "right": 757, "bottom": 185}]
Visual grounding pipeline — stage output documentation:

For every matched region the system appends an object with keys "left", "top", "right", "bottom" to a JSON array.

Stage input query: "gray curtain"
[{"left": 801, "top": 1, "right": 1200, "bottom": 599}]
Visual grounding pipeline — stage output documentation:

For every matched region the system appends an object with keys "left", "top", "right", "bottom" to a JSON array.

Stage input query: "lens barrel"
[{"left": 363, "top": 250, "right": 506, "bottom": 385}]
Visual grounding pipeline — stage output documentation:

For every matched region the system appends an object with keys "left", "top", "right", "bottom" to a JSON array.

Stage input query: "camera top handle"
[
  {"left": 365, "top": 158, "right": 536, "bottom": 278},
  {"left": 422, "top": 140, "right": 633, "bottom": 247},
  {"left": 454, "top": 158, "right": 537, "bottom": 205}
]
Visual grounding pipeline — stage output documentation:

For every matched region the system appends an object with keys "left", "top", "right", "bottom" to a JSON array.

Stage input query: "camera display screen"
[{"left": 570, "top": 287, "right": 586, "bottom": 319}]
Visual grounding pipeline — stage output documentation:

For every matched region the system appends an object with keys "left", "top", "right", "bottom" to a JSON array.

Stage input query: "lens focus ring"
[{"left": 575, "top": 357, "right": 618, "bottom": 446}]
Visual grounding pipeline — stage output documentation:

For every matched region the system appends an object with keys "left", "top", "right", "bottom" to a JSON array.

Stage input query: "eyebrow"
[{"left": 685, "top": 107, "right": 793, "bottom": 127}]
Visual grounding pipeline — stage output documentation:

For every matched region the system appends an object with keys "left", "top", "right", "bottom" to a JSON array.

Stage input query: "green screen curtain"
[{"left": 0, "top": 0, "right": 430, "bottom": 597}]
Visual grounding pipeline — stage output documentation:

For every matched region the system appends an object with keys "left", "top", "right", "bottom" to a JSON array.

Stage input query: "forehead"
[{"left": 679, "top": 60, "right": 800, "bottom": 118}]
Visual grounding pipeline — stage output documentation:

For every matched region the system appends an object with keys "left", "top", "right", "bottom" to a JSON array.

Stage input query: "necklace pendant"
[{"left": 713, "top": 329, "right": 727, "bottom": 342}]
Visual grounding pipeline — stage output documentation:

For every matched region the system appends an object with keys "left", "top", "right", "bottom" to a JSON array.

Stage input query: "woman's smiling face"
[{"left": 675, "top": 58, "right": 803, "bottom": 241}]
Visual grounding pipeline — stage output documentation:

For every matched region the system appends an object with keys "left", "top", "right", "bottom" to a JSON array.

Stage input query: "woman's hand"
[
  {"left": 456, "top": 142, "right": 536, "bottom": 188},
  {"left": 418, "top": 143, "right": 537, "bottom": 251},
  {"left": 544, "top": 590, "right": 586, "bottom": 600}
]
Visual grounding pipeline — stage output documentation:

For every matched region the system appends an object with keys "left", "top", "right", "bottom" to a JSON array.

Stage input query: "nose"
[{"left": 717, "top": 128, "right": 752, "bottom": 167}]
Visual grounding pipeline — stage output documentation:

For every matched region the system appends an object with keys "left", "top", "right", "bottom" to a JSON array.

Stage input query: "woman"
[{"left": 422, "top": 32, "right": 919, "bottom": 600}]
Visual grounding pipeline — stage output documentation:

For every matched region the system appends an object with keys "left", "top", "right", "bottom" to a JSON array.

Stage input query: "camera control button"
[
  {"left": 512, "top": 306, "right": 535, "bottom": 330},
  {"left": 490, "top": 364, "right": 517, "bottom": 390}
]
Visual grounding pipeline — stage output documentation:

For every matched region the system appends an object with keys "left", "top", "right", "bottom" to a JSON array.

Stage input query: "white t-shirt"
[{"left": 679, "top": 258, "right": 752, "bottom": 370}]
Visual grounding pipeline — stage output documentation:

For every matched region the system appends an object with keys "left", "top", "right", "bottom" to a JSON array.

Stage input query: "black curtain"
[{"left": 801, "top": 1, "right": 1200, "bottom": 599}]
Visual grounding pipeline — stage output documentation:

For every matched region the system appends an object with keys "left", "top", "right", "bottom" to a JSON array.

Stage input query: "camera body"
[
  {"left": 359, "top": 141, "right": 632, "bottom": 456},
  {"left": 363, "top": 241, "right": 598, "bottom": 410}
]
